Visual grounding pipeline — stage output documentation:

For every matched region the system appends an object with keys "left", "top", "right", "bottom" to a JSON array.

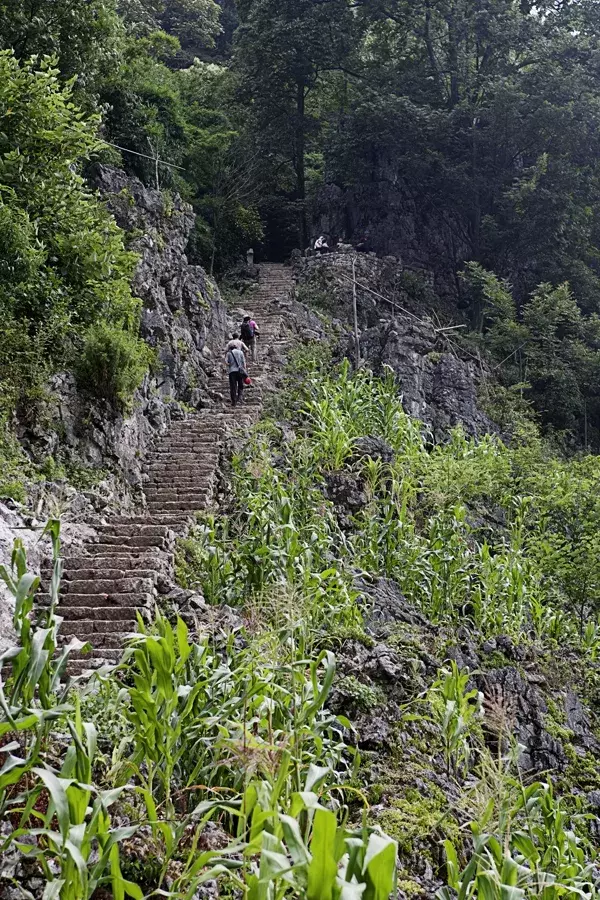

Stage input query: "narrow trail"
[{"left": 45, "top": 264, "right": 293, "bottom": 673}]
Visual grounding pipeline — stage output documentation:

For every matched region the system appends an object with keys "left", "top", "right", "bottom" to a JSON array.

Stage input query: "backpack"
[{"left": 241, "top": 321, "right": 254, "bottom": 342}]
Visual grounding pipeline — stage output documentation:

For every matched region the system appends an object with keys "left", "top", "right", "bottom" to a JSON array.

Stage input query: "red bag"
[{"left": 244, "top": 376, "right": 252, "bottom": 385}]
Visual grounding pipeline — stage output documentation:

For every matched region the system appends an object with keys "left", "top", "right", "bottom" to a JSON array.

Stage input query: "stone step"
[
  {"left": 87, "top": 543, "right": 173, "bottom": 556},
  {"left": 56, "top": 606, "right": 147, "bottom": 622},
  {"left": 61, "top": 577, "right": 155, "bottom": 595},
  {"left": 95, "top": 524, "right": 172, "bottom": 537},
  {"left": 89, "top": 534, "right": 172, "bottom": 548},
  {"left": 62, "top": 629, "right": 132, "bottom": 647},
  {"left": 145, "top": 474, "right": 217, "bottom": 485},
  {"left": 152, "top": 446, "right": 219, "bottom": 454},
  {"left": 146, "top": 495, "right": 209, "bottom": 507},
  {"left": 62, "top": 568, "right": 157, "bottom": 582},
  {"left": 109, "top": 516, "right": 193, "bottom": 527},
  {"left": 151, "top": 445, "right": 220, "bottom": 453},
  {"left": 145, "top": 477, "right": 213, "bottom": 486},
  {"left": 61, "top": 619, "right": 138, "bottom": 636},
  {"left": 147, "top": 500, "right": 210, "bottom": 511},
  {"left": 146, "top": 492, "right": 210, "bottom": 500},
  {"left": 50, "top": 554, "right": 162, "bottom": 571},
  {"left": 68, "top": 648, "right": 123, "bottom": 662},
  {"left": 56, "top": 591, "right": 153, "bottom": 608}
]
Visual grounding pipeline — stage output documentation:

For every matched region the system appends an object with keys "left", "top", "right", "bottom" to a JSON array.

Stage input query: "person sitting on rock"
[
  {"left": 241, "top": 315, "right": 260, "bottom": 363},
  {"left": 227, "top": 332, "right": 249, "bottom": 354},
  {"left": 225, "top": 345, "right": 247, "bottom": 407},
  {"left": 314, "top": 234, "right": 331, "bottom": 254}
]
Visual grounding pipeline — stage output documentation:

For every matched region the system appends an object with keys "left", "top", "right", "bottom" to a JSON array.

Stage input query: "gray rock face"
[
  {"left": 479, "top": 667, "right": 567, "bottom": 774},
  {"left": 356, "top": 576, "right": 432, "bottom": 635},
  {"left": 360, "top": 320, "right": 493, "bottom": 439},
  {"left": 353, "top": 436, "right": 395, "bottom": 463},
  {"left": 294, "top": 253, "right": 494, "bottom": 439},
  {"left": 311, "top": 175, "right": 468, "bottom": 303},
  {"left": 16, "top": 166, "right": 229, "bottom": 494}
]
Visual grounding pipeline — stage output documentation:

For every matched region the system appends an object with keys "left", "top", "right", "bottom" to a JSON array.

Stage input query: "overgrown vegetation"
[
  {"left": 178, "top": 351, "right": 600, "bottom": 651},
  {"left": 0, "top": 50, "right": 150, "bottom": 469},
  {"left": 0, "top": 526, "right": 398, "bottom": 897},
  {"left": 4, "top": 352, "right": 600, "bottom": 895}
]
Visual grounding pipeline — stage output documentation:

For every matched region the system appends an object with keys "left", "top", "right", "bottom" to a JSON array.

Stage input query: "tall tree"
[
  {"left": 234, "top": 0, "right": 360, "bottom": 247},
  {"left": 0, "top": 0, "right": 122, "bottom": 88},
  {"left": 326, "top": 0, "right": 600, "bottom": 305}
]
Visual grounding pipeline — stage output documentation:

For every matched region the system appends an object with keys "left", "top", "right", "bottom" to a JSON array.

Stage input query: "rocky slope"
[
  {"left": 294, "top": 251, "right": 493, "bottom": 440},
  {"left": 1, "top": 167, "right": 230, "bottom": 644}
]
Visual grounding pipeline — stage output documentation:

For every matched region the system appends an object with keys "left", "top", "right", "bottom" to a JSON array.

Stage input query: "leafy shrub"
[{"left": 75, "top": 320, "right": 154, "bottom": 406}]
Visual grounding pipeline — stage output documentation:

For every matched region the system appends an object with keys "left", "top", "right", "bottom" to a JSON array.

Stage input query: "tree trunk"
[
  {"left": 296, "top": 79, "right": 308, "bottom": 247},
  {"left": 447, "top": 6, "right": 460, "bottom": 108}
]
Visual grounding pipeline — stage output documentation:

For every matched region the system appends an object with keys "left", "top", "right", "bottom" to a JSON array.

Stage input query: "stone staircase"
[{"left": 42, "top": 264, "right": 293, "bottom": 673}]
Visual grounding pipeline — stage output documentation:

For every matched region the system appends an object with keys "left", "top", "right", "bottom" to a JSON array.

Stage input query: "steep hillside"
[{"left": 3, "top": 249, "right": 600, "bottom": 897}]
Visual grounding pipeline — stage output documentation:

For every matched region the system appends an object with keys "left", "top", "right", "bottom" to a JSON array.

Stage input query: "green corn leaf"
[
  {"left": 33, "top": 768, "right": 73, "bottom": 837},
  {"left": 476, "top": 871, "right": 501, "bottom": 900},
  {"left": 337, "top": 880, "right": 367, "bottom": 900},
  {"left": 307, "top": 808, "right": 338, "bottom": 900},
  {"left": 362, "top": 832, "right": 397, "bottom": 900},
  {"left": 42, "top": 882, "right": 65, "bottom": 900},
  {"left": 281, "top": 813, "right": 311, "bottom": 866}
]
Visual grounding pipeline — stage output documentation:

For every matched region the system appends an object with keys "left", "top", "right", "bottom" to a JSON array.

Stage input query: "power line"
[{"left": 103, "top": 141, "right": 187, "bottom": 172}]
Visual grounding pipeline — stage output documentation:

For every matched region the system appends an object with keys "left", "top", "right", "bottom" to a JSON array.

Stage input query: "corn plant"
[
  {"left": 415, "top": 662, "right": 482, "bottom": 779},
  {"left": 0, "top": 525, "right": 88, "bottom": 825},
  {"left": 0, "top": 521, "right": 88, "bottom": 711},
  {"left": 231, "top": 768, "right": 398, "bottom": 900},
  {"left": 440, "top": 781, "right": 596, "bottom": 900},
  {"left": 115, "top": 612, "right": 351, "bottom": 811},
  {"left": 7, "top": 703, "right": 140, "bottom": 900}
]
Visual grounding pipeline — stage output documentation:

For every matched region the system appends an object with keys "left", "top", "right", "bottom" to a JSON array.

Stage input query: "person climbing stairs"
[{"left": 42, "top": 264, "right": 293, "bottom": 674}]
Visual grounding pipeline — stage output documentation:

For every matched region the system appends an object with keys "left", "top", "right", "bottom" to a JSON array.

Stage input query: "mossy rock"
[{"left": 375, "top": 785, "right": 460, "bottom": 864}]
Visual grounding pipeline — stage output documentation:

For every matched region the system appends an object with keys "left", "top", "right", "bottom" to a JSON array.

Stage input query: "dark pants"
[{"left": 229, "top": 371, "right": 244, "bottom": 406}]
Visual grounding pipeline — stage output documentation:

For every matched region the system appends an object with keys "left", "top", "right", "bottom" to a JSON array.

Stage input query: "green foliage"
[
  {"left": 13, "top": 713, "right": 140, "bottom": 900},
  {"left": 420, "top": 662, "right": 482, "bottom": 779},
  {"left": 440, "top": 781, "right": 596, "bottom": 900},
  {"left": 0, "top": 0, "right": 123, "bottom": 85},
  {"left": 464, "top": 264, "right": 600, "bottom": 444},
  {"left": 179, "top": 353, "right": 600, "bottom": 655},
  {"left": 0, "top": 51, "right": 147, "bottom": 426},
  {"left": 75, "top": 320, "right": 154, "bottom": 406}
]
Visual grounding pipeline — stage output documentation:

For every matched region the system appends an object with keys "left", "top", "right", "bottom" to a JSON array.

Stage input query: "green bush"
[{"left": 75, "top": 321, "right": 154, "bottom": 406}]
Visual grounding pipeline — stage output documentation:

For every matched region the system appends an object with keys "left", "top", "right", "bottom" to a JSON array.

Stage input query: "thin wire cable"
[{"left": 103, "top": 141, "right": 187, "bottom": 171}]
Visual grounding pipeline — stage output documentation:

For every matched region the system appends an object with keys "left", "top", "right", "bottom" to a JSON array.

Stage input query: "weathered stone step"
[
  {"left": 89, "top": 534, "right": 172, "bottom": 548},
  {"left": 56, "top": 591, "right": 153, "bottom": 608},
  {"left": 110, "top": 516, "right": 193, "bottom": 527},
  {"left": 145, "top": 502, "right": 208, "bottom": 512},
  {"left": 62, "top": 631, "right": 129, "bottom": 649},
  {"left": 151, "top": 445, "right": 220, "bottom": 453},
  {"left": 146, "top": 492, "right": 210, "bottom": 500},
  {"left": 147, "top": 500, "right": 210, "bottom": 511},
  {"left": 61, "top": 577, "right": 155, "bottom": 595},
  {"left": 56, "top": 606, "right": 147, "bottom": 622},
  {"left": 145, "top": 478, "right": 213, "bottom": 487},
  {"left": 68, "top": 648, "right": 123, "bottom": 662},
  {"left": 95, "top": 524, "right": 172, "bottom": 537},
  {"left": 146, "top": 475, "right": 213, "bottom": 485},
  {"left": 61, "top": 619, "right": 138, "bottom": 635},
  {"left": 49, "top": 554, "right": 161, "bottom": 571},
  {"left": 149, "top": 450, "right": 219, "bottom": 466},
  {"left": 61, "top": 568, "right": 157, "bottom": 582},
  {"left": 87, "top": 542, "right": 173, "bottom": 556}
]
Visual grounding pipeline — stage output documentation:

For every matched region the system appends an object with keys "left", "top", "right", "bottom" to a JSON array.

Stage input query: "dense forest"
[
  {"left": 4, "top": 0, "right": 600, "bottom": 446},
  {"left": 4, "top": 1, "right": 600, "bottom": 899}
]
